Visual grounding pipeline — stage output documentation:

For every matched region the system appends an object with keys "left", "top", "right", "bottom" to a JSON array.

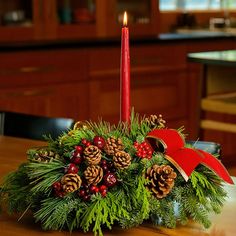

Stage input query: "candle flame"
[{"left": 123, "top": 12, "right": 128, "bottom": 26}]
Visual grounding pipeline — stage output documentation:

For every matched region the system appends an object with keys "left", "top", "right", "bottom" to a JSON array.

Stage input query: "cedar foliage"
[{"left": 0, "top": 111, "right": 228, "bottom": 236}]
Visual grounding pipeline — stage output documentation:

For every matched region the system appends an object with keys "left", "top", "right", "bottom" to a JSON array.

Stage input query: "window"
[{"left": 160, "top": 0, "right": 236, "bottom": 11}]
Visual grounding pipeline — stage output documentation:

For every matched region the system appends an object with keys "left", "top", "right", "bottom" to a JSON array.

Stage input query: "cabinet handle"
[
  {"left": 4, "top": 89, "right": 52, "bottom": 98},
  {"left": 0, "top": 66, "right": 55, "bottom": 75}
]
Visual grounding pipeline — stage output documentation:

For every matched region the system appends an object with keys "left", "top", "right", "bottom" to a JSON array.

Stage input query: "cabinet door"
[
  {"left": 89, "top": 70, "right": 188, "bottom": 127},
  {"left": 43, "top": 0, "right": 97, "bottom": 40},
  {"left": 0, "top": 83, "right": 89, "bottom": 121},
  {"left": 104, "top": 0, "right": 159, "bottom": 37},
  {"left": 41, "top": 0, "right": 159, "bottom": 39},
  {"left": 0, "top": 49, "right": 88, "bottom": 88},
  {"left": 0, "top": 0, "right": 43, "bottom": 41}
]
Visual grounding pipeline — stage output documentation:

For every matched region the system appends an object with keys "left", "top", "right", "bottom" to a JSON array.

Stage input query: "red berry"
[
  {"left": 55, "top": 190, "right": 65, "bottom": 198},
  {"left": 101, "top": 159, "right": 107, "bottom": 166},
  {"left": 90, "top": 185, "right": 99, "bottom": 193},
  {"left": 102, "top": 165, "right": 108, "bottom": 172},
  {"left": 71, "top": 156, "right": 83, "bottom": 165},
  {"left": 81, "top": 138, "right": 87, "bottom": 145},
  {"left": 52, "top": 181, "right": 62, "bottom": 191},
  {"left": 103, "top": 173, "right": 117, "bottom": 187},
  {"left": 133, "top": 141, "right": 139, "bottom": 147},
  {"left": 99, "top": 185, "right": 107, "bottom": 191},
  {"left": 75, "top": 145, "right": 83, "bottom": 153},
  {"left": 101, "top": 189, "right": 107, "bottom": 197},
  {"left": 71, "top": 151, "right": 83, "bottom": 164},
  {"left": 81, "top": 139, "right": 91, "bottom": 147},
  {"left": 79, "top": 189, "right": 86, "bottom": 197},
  {"left": 85, "top": 143, "right": 91, "bottom": 148},
  {"left": 67, "top": 163, "right": 79, "bottom": 174},
  {"left": 83, "top": 194, "right": 91, "bottom": 201},
  {"left": 93, "top": 136, "right": 106, "bottom": 149}
]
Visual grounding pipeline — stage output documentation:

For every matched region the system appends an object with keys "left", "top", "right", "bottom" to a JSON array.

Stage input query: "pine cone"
[
  {"left": 84, "top": 165, "right": 103, "bottom": 185},
  {"left": 83, "top": 145, "right": 102, "bottom": 165},
  {"left": 61, "top": 173, "right": 82, "bottom": 193},
  {"left": 113, "top": 151, "right": 131, "bottom": 169},
  {"left": 34, "top": 148, "right": 60, "bottom": 163},
  {"left": 144, "top": 114, "right": 166, "bottom": 129},
  {"left": 104, "top": 137, "right": 124, "bottom": 156},
  {"left": 145, "top": 164, "right": 177, "bottom": 199}
]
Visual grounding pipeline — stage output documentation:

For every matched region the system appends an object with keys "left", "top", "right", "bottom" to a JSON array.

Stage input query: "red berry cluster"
[
  {"left": 77, "top": 159, "right": 117, "bottom": 201},
  {"left": 134, "top": 141, "right": 153, "bottom": 159},
  {"left": 52, "top": 181, "right": 65, "bottom": 198},
  {"left": 78, "top": 184, "right": 108, "bottom": 201},
  {"left": 52, "top": 136, "right": 118, "bottom": 200}
]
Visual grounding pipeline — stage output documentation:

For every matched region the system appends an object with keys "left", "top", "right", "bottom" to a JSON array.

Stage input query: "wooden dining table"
[{"left": 0, "top": 135, "right": 236, "bottom": 236}]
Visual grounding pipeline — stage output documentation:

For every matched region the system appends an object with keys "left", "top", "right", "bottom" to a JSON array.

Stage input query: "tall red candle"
[{"left": 120, "top": 11, "right": 130, "bottom": 123}]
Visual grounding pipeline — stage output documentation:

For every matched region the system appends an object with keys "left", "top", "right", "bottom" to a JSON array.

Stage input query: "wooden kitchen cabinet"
[
  {"left": 0, "top": 83, "right": 89, "bottom": 120},
  {"left": 0, "top": 37, "right": 235, "bottom": 142},
  {"left": 0, "top": 0, "right": 42, "bottom": 41},
  {"left": 0, "top": 49, "right": 89, "bottom": 120},
  {"left": 88, "top": 44, "right": 189, "bottom": 132},
  {"left": 0, "top": 0, "right": 159, "bottom": 42}
]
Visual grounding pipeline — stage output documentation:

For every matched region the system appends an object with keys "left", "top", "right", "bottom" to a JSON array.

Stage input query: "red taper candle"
[{"left": 120, "top": 11, "right": 130, "bottom": 123}]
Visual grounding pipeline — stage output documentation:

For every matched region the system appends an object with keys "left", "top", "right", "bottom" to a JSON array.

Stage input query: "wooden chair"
[{"left": 0, "top": 111, "right": 75, "bottom": 140}]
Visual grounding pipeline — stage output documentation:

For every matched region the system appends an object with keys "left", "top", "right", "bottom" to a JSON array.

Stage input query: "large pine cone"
[
  {"left": 144, "top": 114, "right": 166, "bottom": 129},
  {"left": 83, "top": 145, "right": 102, "bottom": 165},
  {"left": 145, "top": 164, "right": 177, "bottom": 199},
  {"left": 113, "top": 151, "right": 131, "bottom": 169},
  {"left": 34, "top": 148, "right": 60, "bottom": 163},
  {"left": 61, "top": 173, "right": 82, "bottom": 193},
  {"left": 84, "top": 165, "right": 103, "bottom": 185},
  {"left": 104, "top": 137, "right": 124, "bottom": 156}
]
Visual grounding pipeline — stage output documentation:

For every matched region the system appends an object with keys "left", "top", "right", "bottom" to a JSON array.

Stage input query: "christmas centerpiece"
[{"left": 0, "top": 12, "right": 234, "bottom": 236}]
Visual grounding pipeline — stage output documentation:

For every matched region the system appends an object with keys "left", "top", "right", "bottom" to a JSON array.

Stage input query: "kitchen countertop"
[
  {"left": 188, "top": 50, "right": 236, "bottom": 66},
  {"left": 0, "top": 31, "right": 234, "bottom": 52}
]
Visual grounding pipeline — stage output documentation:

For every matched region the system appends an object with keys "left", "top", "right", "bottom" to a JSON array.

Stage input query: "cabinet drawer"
[
  {"left": 131, "top": 44, "right": 186, "bottom": 68},
  {"left": 132, "top": 70, "right": 187, "bottom": 120},
  {"left": 0, "top": 82, "right": 89, "bottom": 120},
  {"left": 89, "top": 47, "right": 120, "bottom": 74},
  {"left": 89, "top": 44, "right": 187, "bottom": 78},
  {"left": 89, "top": 69, "right": 188, "bottom": 123},
  {"left": 0, "top": 49, "right": 88, "bottom": 88}
]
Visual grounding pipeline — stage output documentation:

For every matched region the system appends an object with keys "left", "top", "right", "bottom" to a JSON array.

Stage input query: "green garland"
[{"left": 0, "top": 112, "right": 227, "bottom": 236}]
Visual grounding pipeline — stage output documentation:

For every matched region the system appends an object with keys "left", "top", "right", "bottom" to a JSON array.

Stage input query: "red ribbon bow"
[{"left": 146, "top": 129, "right": 233, "bottom": 184}]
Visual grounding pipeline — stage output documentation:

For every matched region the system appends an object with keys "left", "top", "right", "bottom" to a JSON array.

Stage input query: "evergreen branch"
[
  {"left": 80, "top": 193, "right": 130, "bottom": 235},
  {"left": 34, "top": 196, "right": 82, "bottom": 230},
  {"left": 26, "top": 160, "right": 65, "bottom": 195}
]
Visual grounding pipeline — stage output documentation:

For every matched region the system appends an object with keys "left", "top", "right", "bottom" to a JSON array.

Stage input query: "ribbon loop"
[{"left": 146, "top": 129, "right": 233, "bottom": 184}]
